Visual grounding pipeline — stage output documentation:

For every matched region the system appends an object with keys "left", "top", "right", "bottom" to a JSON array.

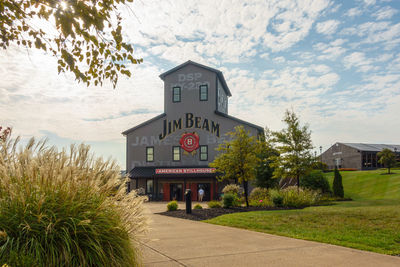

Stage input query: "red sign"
[
  {"left": 179, "top": 133, "right": 199, "bottom": 152},
  {"left": 155, "top": 168, "right": 216, "bottom": 174}
]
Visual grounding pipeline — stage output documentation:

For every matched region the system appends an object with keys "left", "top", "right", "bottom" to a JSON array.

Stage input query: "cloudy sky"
[{"left": 1, "top": 0, "right": 400, "bottom": 169}]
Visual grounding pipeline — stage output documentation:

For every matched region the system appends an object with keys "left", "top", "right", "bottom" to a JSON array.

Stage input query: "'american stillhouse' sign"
[{"left": 155, "top": 168, "right": 216, "bottom": 174}]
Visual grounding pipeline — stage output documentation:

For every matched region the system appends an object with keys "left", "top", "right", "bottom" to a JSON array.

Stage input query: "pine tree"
[{"left": 333, "top": 167, "right": 344, "bottom": 198}]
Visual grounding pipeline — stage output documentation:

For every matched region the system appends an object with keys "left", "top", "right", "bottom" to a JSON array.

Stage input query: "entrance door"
[
  {"left": 197, "top": 183, "right": 210, "bottom": 201},
  {"left": 170, "top": 183, "right": 183, "bottom": 201}
]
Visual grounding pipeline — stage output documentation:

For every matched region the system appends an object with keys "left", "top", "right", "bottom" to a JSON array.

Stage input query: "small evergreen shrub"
[
  {"left": 269, "top": 189, "right": 284, "bottom": 207},
  {"left": 167, "top": 201, "right": 178, "bottom": 211},
  {"left": 208, "top": 201, "right": 222, "bottom": 208},
  {"left": 300, "top": 170, "right": 331, "bottom": 194},
  {"left": 222, "top": 184, "right": 241, "bottom": 196},
  {"left": 333, "top": 167, "right": 344, "bottom": 198},
  {"left": 222, "top": 193, "right": 238, "bottom": 208},
  {"left": 194, "top": 204, "right": 203, "bottom": 209}
]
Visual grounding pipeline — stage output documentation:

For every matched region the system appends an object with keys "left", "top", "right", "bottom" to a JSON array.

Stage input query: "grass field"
[{"left": 205, "top": 169, "right": 400, "bottom": 255}]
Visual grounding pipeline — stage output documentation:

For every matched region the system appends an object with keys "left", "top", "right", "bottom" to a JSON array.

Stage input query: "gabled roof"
[
  {"left": 342, "top": 143, "right": 400, "bottom": 152},
  {"left": 159, "top": 60, "right": 232, "bottom": 97},
  {"left": 122, "top": 113, "right": 166, "bottom": 136}
]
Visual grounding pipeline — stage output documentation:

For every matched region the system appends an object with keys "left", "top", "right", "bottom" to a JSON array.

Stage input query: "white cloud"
[
  {"left": 361, "top": 0, "right": 376, "bottom": 6},
  {"left": 372, "top": 6, "right": 398, "bottom": 20},
  {"left": 316, "top": 20, "right": 340, "bottom": 35},
  {"left": 341, "top": 21, "right": 400, "bottom": 50},
  {"left": 343, "top": 52, "right": 375, "bottom": 72},
  {"left": 313, "top": 39, "right": 347, "bottom": 60},
  {"left": 345, "top": 7, "right": 363, "bottom": 17},
  {"left": 123, "top": 0, "right": 332, "bottom": 61}
]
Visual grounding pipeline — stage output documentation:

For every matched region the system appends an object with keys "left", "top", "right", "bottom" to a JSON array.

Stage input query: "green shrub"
[
  {"left": 167, "top": 201, "right": 178, "bottom": 211},
  {"left": 250, "top": 187, "right": 269, "bottom": 201},
  {"left": 208, "top": 200, "right": 222, "bottom": 208},
  {"left": 281, "top": 186, "right": 320, "bottom": 208},
  {"left": 0, "top": 138, "right": 147, "bottom": 267},
  {"left": 222, "top": 184, "right": 241, "bottom": 196},
  {"left": 333, "top": 167, "right": 344, "bottom": 198},
  {"left": 300, "top": 170, "right": 331, "bottom": 193},
  {"left": 222, "top": 193, "right": 238, "bottom": 208},
  {"left": 194, "top": 204, "right": 203, "bottom": 209},
  {"left": 269, "top": 189, "right": 284, "bottom": 207}
]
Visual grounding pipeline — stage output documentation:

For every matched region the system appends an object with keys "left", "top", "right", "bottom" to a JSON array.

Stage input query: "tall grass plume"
[{"left": 0, "top": 136, "right": 148, "bottom": 266}]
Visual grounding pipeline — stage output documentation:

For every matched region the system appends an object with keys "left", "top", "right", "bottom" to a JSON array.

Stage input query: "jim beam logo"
[{"left": 179, "top": 132, "right": 199, "bottom": 155}]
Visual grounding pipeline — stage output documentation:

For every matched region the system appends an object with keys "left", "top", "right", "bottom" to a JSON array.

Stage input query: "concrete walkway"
[{"left": 140, "top": 202, "right": 400, "bottom": 267}]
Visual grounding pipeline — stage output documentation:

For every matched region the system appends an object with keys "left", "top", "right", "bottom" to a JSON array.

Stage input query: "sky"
[{"left": 1, "top": 0, "right": 400, "bottom": 170}]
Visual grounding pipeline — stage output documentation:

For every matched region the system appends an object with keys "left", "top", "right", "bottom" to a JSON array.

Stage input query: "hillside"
[{"left": 325, "top": 169, "right": 400, "bottom": 200}]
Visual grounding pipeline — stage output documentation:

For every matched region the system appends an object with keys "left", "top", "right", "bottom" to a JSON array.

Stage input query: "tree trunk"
[
  {"left": 243, "top": 180, "right": 249, "bottom": 207},
  {"left": 388, "top": 167, "right": 391, "bottom": 174},
  {"left": 296, "top": 174, "right": 300, "bottom": 191}
]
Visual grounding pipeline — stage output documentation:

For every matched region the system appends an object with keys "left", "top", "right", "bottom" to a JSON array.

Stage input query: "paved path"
[{"left": 140, "top": 202, "right": 400, "bottom": 267}]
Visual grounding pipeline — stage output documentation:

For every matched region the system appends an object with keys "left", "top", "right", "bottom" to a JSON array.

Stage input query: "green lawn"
[
  {"left": 205, "top": 169, "right": 400, "bottom": 255},
  {"left": 327, "top": 169, "right": 400, "bottom": 200}
]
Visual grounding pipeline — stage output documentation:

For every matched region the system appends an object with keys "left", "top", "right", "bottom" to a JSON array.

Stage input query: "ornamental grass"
[{"left": 0, "top": 137, "right": 148, "bottom": 267}]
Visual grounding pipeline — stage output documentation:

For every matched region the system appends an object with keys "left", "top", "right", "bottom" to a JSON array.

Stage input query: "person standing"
[{"left": 198, "top": 187, "right": 205, "bottom": 202}]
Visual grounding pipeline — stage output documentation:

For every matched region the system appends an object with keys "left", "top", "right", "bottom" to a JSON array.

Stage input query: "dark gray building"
[
  {"left": 321, "top": 143, "right": 400, "bottom": 170},
  {"left": 122, "top": 61, "right": 263, "bottom": 201}
]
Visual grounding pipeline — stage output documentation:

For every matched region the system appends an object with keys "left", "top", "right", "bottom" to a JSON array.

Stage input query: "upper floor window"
[
  {"left": 200, "top": 145, "right": 208, "bottom": 161},
  {"left": 173, "top": 87, "right": 181, "bottom": 102},
  {"left": 146, "top": 147, "right": 154, "bottom": 162},
  {"left": 173, "top": 146, "right": 181, "bottom": 161},
  {"left": 199, "top": 85, "right": 208, "bottom": 101}
]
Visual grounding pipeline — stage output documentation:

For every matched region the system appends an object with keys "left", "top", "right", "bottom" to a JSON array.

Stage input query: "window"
[
  {"left": 146, "top": 179, "right": 153, "bottom": 194},
  {"left": 199, "top": 85, "right": 208, "bottom": 101},
  {"left": 200, "top": 145, "right": 208, "bottom": 161},
  {"left": 173, "top": 87, "right": 181, "bottom": 102},
  {"left": 173, "top": 146, "right": 181, "bottom": 161},
  {"left": 146, "top": 147, "right": 154, "bottom": 162}
]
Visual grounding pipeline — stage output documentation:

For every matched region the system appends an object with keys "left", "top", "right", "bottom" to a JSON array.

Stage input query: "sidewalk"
[{"left": 140, "top": 202, "right": 400, "bottom": 267}]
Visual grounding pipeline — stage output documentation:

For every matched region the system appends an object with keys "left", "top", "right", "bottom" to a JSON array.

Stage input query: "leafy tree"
[
  {"left": 271, "top": 110, "right": 314, "bottom": 189},
  {"left": 210, "top": 126, "right": 259, "bottom": 207},
  {"left": 378, "top": 148, "right": 397, "bottom": 174},
  {"left": 1, "top": 0, "right": 142, "bottom": 88},
  {"left": 333, "top": 167, "right": 344, "bottom": 198},
  {"left": 254, "top": 128, "right": 279, "bottom": 189}
]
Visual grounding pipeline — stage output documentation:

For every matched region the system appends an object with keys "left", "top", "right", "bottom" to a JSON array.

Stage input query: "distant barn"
[{"left": 321, "top": 143, "right": 400, "bottom": 170}]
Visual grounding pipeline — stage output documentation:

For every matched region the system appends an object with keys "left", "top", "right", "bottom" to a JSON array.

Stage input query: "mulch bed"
[{"left": 157, "top": 206, "right": 297, "bottom": 221}]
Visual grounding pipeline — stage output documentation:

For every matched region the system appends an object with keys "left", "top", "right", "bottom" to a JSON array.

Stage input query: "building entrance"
[
  {"left": 170, "top": 183, "right": 183, "bottom": 201},
  {"left": 197, "top": 183, "right": 211, "bottom": 201}
]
